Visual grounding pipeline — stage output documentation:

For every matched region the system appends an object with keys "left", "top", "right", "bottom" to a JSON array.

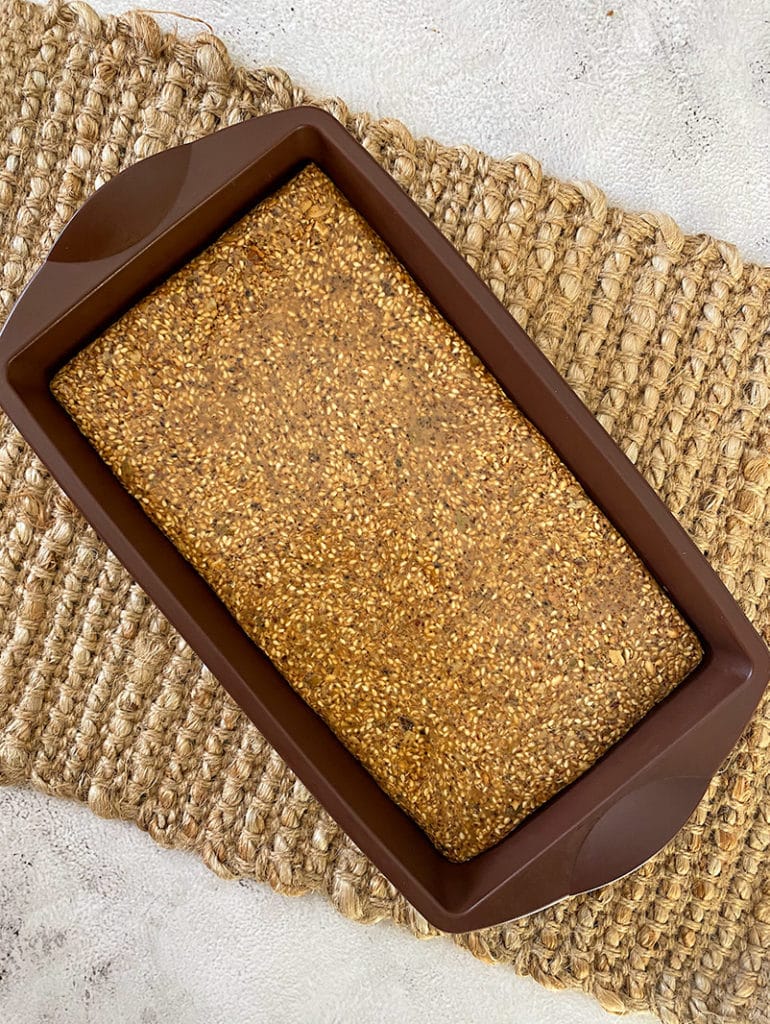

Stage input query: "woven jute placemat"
[{"left": 1, "top": 3, "right": 769, "bottom": 1020}]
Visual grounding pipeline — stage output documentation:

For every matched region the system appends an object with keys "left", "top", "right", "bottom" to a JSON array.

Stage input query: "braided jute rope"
[{"left": 1, "top": 2, "right": 769, "bottom": 1020}]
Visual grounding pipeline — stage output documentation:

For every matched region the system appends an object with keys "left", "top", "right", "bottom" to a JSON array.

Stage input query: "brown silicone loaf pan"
[{"left": 0, "top": 107, "right": 767, "bottom": 931}]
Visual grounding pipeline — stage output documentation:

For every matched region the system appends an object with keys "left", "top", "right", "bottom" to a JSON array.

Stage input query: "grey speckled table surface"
[{"left": 2, "top": 1, "right": 769, "bottom": 1021}]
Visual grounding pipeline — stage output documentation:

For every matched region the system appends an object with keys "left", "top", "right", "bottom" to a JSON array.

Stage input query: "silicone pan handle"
[
  {"left": 2, "top": 108, "right": 323, "bottom": 362},
  {"left": 47, "top": 107, "right": 321, "bottom": 266},
  {"left": 569, "top": 775, "right": 709, "bottom": 892}
]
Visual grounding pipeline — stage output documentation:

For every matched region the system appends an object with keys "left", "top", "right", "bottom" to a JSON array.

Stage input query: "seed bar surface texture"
[{"left": 52, "top": 165, "right": 702, "bottom": 861}]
